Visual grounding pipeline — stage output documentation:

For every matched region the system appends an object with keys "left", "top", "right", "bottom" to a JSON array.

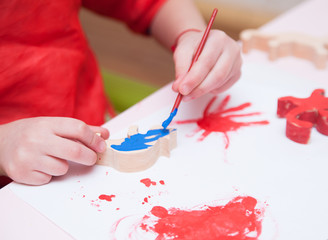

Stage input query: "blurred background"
[{"left": 80, "top": 0, "right": 305, "bottom": 112}]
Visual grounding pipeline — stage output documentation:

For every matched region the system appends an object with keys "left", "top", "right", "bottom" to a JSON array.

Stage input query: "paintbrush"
[{"left": 162, "top": 8, "right": 218, "bottom": 129}]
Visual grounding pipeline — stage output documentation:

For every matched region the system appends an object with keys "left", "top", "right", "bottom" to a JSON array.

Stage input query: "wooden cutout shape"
[
  {"left": 277, "top": 89, "right": 328, "bottom": 144},
  {"left": 97, "top": 126, "right": 177, "bottom": 172},
  {"left": 240, "top": 29, "right": 328, "bottom": 69}
]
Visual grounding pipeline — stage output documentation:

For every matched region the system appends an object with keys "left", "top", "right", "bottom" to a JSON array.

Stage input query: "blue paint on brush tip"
[
  {"left": 111, "top": 128, "right": 171, "bottom": 151},
  {"left": 162, "top": 108, "right": 178, "bottom": 129}
]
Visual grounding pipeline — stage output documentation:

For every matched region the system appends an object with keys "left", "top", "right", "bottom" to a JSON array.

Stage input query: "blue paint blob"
[
  {"left": 162, "top": 108, "right": 178, "bottom": 129},
  {"left": 111, "top": 128, "right": 171, "bottom": 151}
]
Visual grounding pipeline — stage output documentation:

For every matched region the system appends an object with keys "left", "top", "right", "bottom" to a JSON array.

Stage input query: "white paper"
[{"left": 10, "top": 62, "right": 328, "bottom": 240}]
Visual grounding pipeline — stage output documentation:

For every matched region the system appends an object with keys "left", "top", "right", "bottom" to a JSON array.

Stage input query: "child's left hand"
[{"left": 172, "top": 29, "right": 242, "bottom": 101}]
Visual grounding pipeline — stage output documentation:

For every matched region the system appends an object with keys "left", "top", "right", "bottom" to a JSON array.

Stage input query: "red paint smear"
[
  {"left": 159, "top": 180, "right": 165, "bottom": 185},
  {"left": 140, "top": 196, "right": 264, "bottom": 240},
  {"left": 175, "top": 96, "right": 269, "bottom": 149},
  {"left": 140, "top": 178, "right": 157, "bottom": 187},
  {"left": 99, "top": 194, "right": 116, "bottom": 202}
]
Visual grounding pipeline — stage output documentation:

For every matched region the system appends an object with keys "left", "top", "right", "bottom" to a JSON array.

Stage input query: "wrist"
[{"left": 171, "top": 28, "right": 202, "bottom": 52}]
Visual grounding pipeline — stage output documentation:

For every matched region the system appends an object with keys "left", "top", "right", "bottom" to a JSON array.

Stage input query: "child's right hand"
[{"left": 0, "top": 117, "right": 109, "bottom": 185}]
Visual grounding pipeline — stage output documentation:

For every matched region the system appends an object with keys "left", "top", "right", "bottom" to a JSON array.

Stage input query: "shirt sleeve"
[{"left": 82, "top": 0, "right": 168, "bottom": 34}]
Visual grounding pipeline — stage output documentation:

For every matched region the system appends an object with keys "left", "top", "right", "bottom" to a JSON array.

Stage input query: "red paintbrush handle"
[
  {"left": 171, "top": 8, "right": 218, "bottom": 112},
  {"left": 172, "top": 93, "right": 183, "bottom": 111}
]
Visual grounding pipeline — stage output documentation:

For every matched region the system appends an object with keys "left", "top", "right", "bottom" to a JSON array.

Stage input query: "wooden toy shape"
[
  {"left": 277, "top": 89, "right": 328, "bottom": 144},
  {"left": 97, "top": 126, "right": 177, "bottom": 172},
  {"left": 240, "top": 29, "right": 328, "bottom": 69}
]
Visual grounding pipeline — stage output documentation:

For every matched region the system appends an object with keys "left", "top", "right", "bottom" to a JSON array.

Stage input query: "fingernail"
[{"left": 99, "top": 140, "right": 107, "bottom": 153}]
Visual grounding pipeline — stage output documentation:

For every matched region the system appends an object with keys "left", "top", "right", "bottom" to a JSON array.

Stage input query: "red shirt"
[{"left": 0, "top": 0, "right": 166, "bottom": 125}]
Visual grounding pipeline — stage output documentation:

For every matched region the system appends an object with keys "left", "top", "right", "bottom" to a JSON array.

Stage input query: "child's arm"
[
  {"left": 150, "top": 0, "right": 242, "bottom": 100},
  {"left": 0, "top": 117, "right": 109, "bottom": 185}
]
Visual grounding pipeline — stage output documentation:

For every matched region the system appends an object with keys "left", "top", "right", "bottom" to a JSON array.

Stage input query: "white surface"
[
  {"left": 10, "top": 62, "right": 328, "bottom": 240},
  {"left": 196, "top": 0, "right": 305, "bottom": 13}
]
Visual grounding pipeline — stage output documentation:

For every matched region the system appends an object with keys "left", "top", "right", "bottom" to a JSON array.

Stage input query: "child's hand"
[
  {"left": 172, "top": 29, "right": 242, "bottom": 101},
  {"left": 0, "top": 117, "right": 109, "bottom": 185}
]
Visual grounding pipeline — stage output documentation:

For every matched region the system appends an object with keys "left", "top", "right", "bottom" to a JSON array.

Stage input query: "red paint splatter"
[
  {"left": 175, "top": 95, "right": 269, "bottom": 149},
  {"left": 91, "top": 200, "right": 101, "bottom": 208},
  {"left": 140, "top": 178, "right": 157, "bottom": 187},
  {"left": 99, "top": 194, "right": 116, "bottom": 202},
  {"left": 139, "top": 196, "right": 264, "bottom": 240},
  {"left": 159, "top": 180, "right": 165, "bottom": 185},
  {"left": 142, "top": 196, "right": 153, "bottom": 205}
]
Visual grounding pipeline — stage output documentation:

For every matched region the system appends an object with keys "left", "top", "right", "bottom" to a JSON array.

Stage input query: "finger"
[
  {"left": 172, "top": 72, "right": 187, "bottom": 93},
  {"left": 177, "top": 40, "right": 226, "bottom": 96},
  {"left": 13, "top": 170, "right": 52, "bottom": 186},
  {"left": 176, "top": 55, "right": 218, "bottom": 96},
  {"left": 33, "top": 155, "right": 69, "bottom": 177},
  {"left": 173, "top": 34, "right": 200, "bottom": 79},
  {"left": 88, "top": 125, "right": 110, "bottom": 140},
  {"left": 172, "top": 35, "right": 200, "bottom": 92},
  {"left": 186, "top": 40, "right": 242, "bottom": 100},
  {"left": 29, "top": 171, "right": 52, "bottom": 185},
  {"left": 211, "top": 50, "right": 242, "bottom": 95},
  {"left": 211, "top": 66, "right": 242, "bottom": 95},
  {"left": 52, "top": 118, "right": 107, "bottom": 153},
  {"left": 183, "top": 51, "right": 231, "bottom": 99},
  {"left": 44, "top": 135, "right": 98, "bottom": 166}
]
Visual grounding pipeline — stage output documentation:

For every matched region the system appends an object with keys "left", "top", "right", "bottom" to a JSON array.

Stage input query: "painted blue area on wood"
[
  {"left": 111, "top": 128, "right": 172, "bottom": 151},
  {"left": 162, "top": 108, "right": 178, "bottom": 129}
]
